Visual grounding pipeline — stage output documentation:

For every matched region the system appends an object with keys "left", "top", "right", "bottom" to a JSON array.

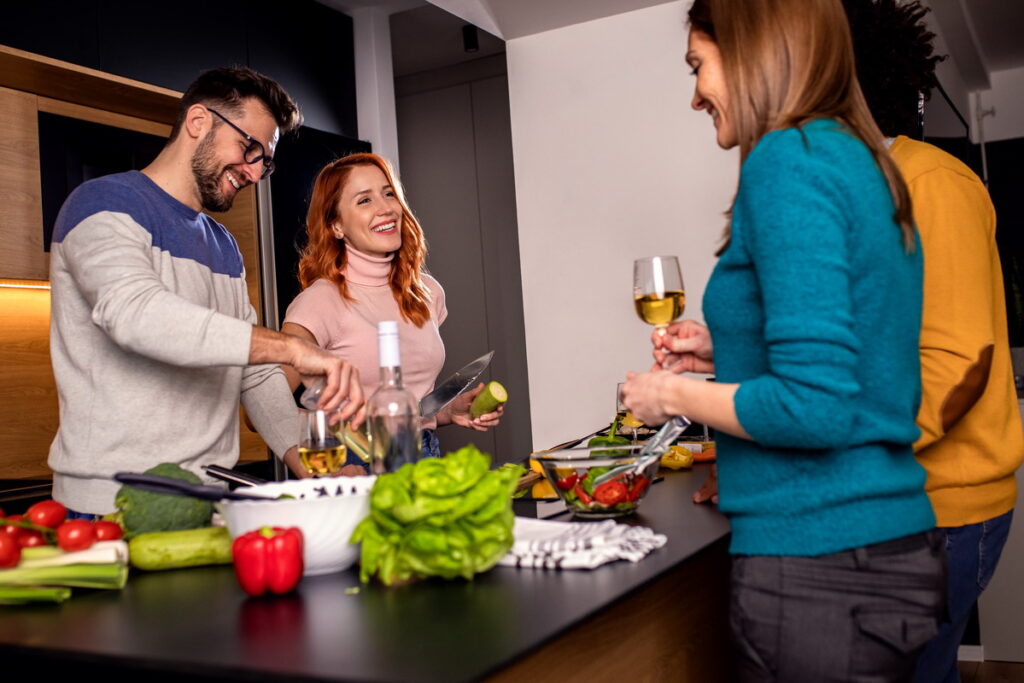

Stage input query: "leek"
[
  {"left": 0, "top": 586, "right": 72, "bottom": 605},
  {"left": 19, "top": 541, "right": 128, "bottom": 568},
  {"left": 0, "top": 563, "right": 128, "bottom": 590}
]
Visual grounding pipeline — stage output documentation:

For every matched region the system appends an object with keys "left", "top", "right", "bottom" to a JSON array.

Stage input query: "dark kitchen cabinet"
[{"left": 0, "top": 0, "right": 357, "bottom": 138}]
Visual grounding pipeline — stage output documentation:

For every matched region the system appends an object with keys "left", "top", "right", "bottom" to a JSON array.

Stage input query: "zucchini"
[
  {"left": 469, "top": 381, "right": 508, "bottom": 418},
  {"left": 128, "top": 526, "right": 233, "bottom": 571}
]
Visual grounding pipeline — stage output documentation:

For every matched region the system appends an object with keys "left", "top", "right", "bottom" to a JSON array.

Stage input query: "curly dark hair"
[
  {"left": 169, "top": 66, "right": 303, "bottom": 141},
  {"left": 841, "top": 0, "right": 944, "bottom": 138}
]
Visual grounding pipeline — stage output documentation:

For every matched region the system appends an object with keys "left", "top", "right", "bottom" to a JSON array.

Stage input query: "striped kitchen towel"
[{"left": 498, "top": 516, "right": 667, "bottom": 569}]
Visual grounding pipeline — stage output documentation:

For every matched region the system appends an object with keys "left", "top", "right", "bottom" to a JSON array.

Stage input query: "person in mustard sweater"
[{"left": 844, "top": 2, "right": 1024, "bottom": 680}]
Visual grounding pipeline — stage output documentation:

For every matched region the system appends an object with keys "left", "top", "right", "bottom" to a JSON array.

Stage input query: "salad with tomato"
[{"left": 554, "top": 468, "right": 651, "bottom": 517}]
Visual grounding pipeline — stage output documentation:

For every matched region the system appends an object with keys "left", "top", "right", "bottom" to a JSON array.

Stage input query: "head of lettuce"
[{"left": 350, "top": 444, "right": 524, "bottom": 585}]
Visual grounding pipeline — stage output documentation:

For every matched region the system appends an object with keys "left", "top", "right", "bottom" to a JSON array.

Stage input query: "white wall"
[
  {"left": 506, "top": 1, "right": 737, "bottom": 449},
  {"left": 978, "top": 399, "right": 1024, "bottom": 662},
  {"left": 972, "top": 66, "right": 1024, "bottom": 143},
  {"left": 922, "top": 6, "right": 973, "bottom": 139},
  {"left": 350, "top": 6, "right": 401, "bottom": 168}
]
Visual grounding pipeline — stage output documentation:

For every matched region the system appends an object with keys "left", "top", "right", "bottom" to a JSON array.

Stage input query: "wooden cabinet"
[
  {"left": 0, "top": 86, "right": 44, "bottom": 280},
  {"left": 0, "top": 44, "right": 269, "bottom": 479}
]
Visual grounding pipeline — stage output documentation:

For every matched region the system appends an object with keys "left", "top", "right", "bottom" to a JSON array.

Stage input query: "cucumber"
[
  {"left": 128, "top": 527, "right": 233, "bottom": 571},
  {"left": 470, "top": 381, "right": 508, "bottom": 419}
]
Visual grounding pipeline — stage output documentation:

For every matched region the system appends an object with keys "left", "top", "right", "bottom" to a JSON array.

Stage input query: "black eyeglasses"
[{"left": 207, "top": 107, "right": 276, "bottom": 179}]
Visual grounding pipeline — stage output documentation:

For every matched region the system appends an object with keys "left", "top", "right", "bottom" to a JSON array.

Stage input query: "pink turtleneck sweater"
[{"left": 283, "top": 246, "right": 447, "bottom": 428}]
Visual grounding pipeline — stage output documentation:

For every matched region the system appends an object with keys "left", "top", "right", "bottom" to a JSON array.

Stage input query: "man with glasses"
[{"left": 48, "top": 67, "right": 364, "bottom": 517}]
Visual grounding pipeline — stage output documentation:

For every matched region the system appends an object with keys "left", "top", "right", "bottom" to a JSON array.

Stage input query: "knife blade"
[{"left": 419, "top": 350, "right": 495, "bottom": 419}]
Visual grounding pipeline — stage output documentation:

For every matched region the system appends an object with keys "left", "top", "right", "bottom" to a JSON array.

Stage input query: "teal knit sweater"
[{"left": 704, "top": 119, "right": 935, "bottom": 556}]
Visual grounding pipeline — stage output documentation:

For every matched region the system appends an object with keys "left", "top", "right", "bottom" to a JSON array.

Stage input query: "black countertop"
[{"left": 0, "top": 465, "right": 730, "bottom": 682}]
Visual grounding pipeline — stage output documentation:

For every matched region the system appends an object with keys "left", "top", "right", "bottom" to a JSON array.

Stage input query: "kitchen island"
[{"left": 0, "top": 465, "right": 733, "bottom": 682}]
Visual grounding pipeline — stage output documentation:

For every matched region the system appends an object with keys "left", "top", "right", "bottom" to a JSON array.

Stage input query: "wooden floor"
[{"left": 959, "top": 660, "right": 1024, "bottom": 682}]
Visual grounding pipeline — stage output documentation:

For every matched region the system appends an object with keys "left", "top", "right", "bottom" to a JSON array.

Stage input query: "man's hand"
[
  {"left": 249, "top": 326, "right": 364, "bottom": 424},
  {"left": 653, "top": 320, "right": 715, "bottom": 374},
  {"left": 289, "top": 341, "right": 365, "bottom": 423},
  {"left": 283, "top": 446, "right": 312, "bottom": 479},
  {"left": 436, "top": 382, "right": 504, "bottom": 431},
  {"left": 283, "top": 446, "right": 367, "bottom": 478}
]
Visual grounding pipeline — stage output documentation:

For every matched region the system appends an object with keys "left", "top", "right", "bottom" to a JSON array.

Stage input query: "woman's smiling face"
[
  {"left": 686, "top": 28, "right": 737, "bottom": 150},
  {"left": 331, "top": 164, "right": 403, "bottom": 258}
]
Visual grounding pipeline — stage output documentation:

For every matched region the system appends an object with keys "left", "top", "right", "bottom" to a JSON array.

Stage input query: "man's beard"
[{"left": 191, "top": 131, "right": 240, "bottom": 213}]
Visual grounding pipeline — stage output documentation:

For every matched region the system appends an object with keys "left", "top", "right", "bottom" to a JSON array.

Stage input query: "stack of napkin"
[{"left": 498, "top": 517, "right": 667, "bottom": 570}]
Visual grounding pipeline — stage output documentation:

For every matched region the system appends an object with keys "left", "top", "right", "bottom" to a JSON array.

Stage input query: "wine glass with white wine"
[
  {"left": 298, "top": 408, "right": 347, "bottom": 476},
  {"left": 633, "top": 256, "right": 685, "bottom": 333}
]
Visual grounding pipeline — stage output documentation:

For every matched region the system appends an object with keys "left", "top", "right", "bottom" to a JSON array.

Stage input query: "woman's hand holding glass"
[
  {"left": 620, "top": 370, "right": 681, "bottom": 427},
  {"left": 653, "top": 320, "right": 716, "bottom": 374},
  {"left": 435, "top": 382, "right": 505, "bottom": 432}
]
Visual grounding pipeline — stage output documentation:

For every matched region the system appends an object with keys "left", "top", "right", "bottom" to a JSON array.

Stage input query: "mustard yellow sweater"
[{"left": 892, "top": 136, "right": 1024, "bottom": 527}]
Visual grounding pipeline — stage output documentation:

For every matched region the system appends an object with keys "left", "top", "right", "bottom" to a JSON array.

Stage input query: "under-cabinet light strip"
[{"left": 0, "top": 279, "right": 51, "bottom": 290}]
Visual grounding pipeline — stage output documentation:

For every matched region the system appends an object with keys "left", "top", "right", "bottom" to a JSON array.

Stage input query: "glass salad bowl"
[{"left": 534, "top": 445, "right": 661, "bottom": 519}]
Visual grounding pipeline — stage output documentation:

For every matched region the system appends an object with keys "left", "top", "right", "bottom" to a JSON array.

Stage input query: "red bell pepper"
[
  {"left": 232, "top": 526, "right": 304, "bottom": 597},
  {"left": 628, "top": 476, "right": 650, "bottom": 502},
  {"left": 573, "top": 482, "right": 593, "bottom": 506}
]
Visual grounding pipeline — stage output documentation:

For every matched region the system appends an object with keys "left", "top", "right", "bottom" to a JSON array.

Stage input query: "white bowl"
[{"left": 217, "top": 476, "right": 375, "bottom": 576}]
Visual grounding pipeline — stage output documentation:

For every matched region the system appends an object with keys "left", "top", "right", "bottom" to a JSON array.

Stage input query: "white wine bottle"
[{"left": 367, "top": 321, "right": 423, "bottom": 473}]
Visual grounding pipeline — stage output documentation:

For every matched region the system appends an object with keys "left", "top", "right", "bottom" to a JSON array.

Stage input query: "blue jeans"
[
  {"left": 914, "top": 509, "right": 1014, "bottom": 683},
  {"left": 66, "top": 509, "right": 100, "bottom": 521},
  {"left": 421, "top": 429, "right": 441, "bottom": 458}
]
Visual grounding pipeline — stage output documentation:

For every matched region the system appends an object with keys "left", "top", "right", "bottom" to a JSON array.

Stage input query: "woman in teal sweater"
[{"left": 621, "top": 0, "right": 945, "bottom": 680}]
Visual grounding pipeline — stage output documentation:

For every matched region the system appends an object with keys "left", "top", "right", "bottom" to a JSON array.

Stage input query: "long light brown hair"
[
  {"left": 688, "top": 0, "right": 915, "bottom": 252},
  {"left": 296, "top": 153, "right": 432, "bottom": 326}
]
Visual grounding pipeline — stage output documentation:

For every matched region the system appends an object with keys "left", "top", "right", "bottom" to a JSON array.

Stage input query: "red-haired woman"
[{"left": 281, "top": 153, "right": 503, "bottom": 470}]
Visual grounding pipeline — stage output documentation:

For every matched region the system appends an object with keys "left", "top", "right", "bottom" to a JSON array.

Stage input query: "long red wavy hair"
[{"left": 296, "top": 153, "right": 432, "bottom": 326}]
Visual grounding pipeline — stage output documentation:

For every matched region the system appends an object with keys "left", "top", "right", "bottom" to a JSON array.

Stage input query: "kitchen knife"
[
  {"left": 202, "top": 465, "right": 267, "bottom": 487},
  {"left": 113, "top": 473, "right": 280, "bottom": 502},
  {"left": 419, "top": 350, "right": 495, "bottom": 420}
]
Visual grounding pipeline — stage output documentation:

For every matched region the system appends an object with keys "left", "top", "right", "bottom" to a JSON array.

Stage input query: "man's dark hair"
[
  {"left": 169, "top": 66, "right": 303, "bottom": 141},
  {"left": 842, "top": 0, "right": 944, "bottom": 138}
]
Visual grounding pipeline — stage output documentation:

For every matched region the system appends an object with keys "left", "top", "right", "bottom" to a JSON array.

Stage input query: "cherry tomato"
[
  {"left": 18, "top": 530, "right": 47, "bottom": 548},
  {"left": 93, "top": 521, "right": 124, "bottom": 541},
  {"left": 2, "top": 514, "right": 24, "bottom": 540},
  {"left": 56, "top": 520, "right": 96, "bottom": 552},
  {"left": 556, "top": 473, "right": 579, "bottom": 491},
  {"left": 27, "top": 500, "right": 65, "bottom": 528},
  {"left": 0, "top": 534, "right": 20, "bottom": 568},
  {"left": 26, "top": 500, "right": 67, "bottom": 529}
]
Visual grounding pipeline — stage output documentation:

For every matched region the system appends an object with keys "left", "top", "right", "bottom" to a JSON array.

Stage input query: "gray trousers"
[{"left": 730, "top": 531, "right": 947, "bottom": 683}]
